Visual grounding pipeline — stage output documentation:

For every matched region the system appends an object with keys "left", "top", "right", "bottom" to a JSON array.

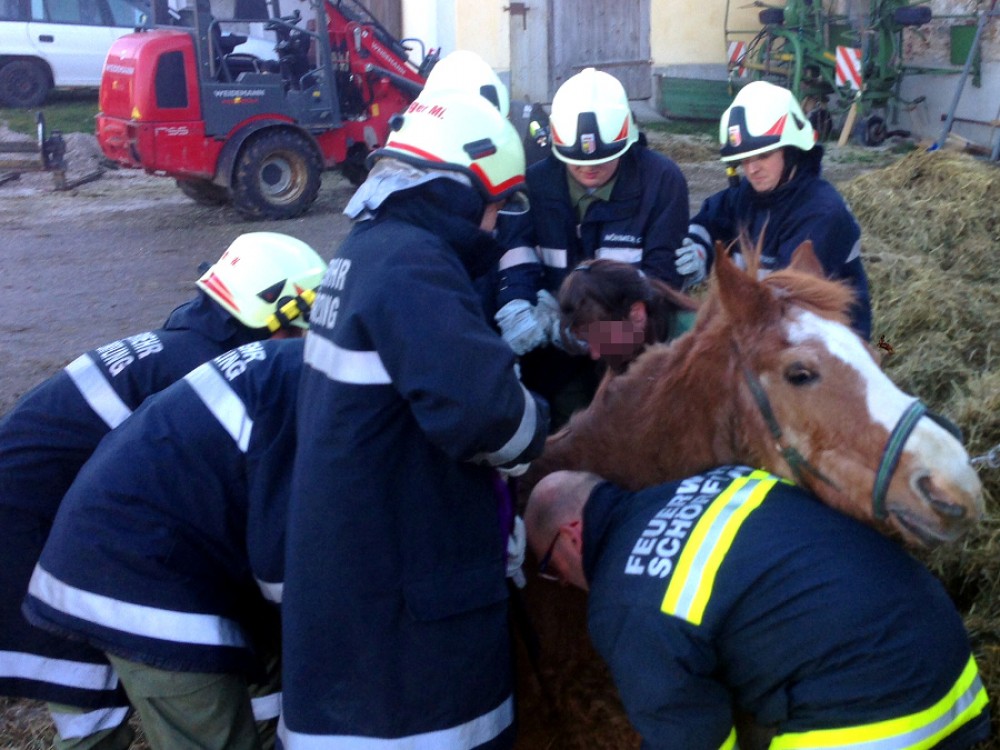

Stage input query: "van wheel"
[
  {"left": 232, "top": 130, "right": 322, "bottom": 220},
  {"left": 0, "top": 59, "right": 50, "bottom": 108},
  {"left": 176, "top": 178, "right": 230, "bottom": 206}
]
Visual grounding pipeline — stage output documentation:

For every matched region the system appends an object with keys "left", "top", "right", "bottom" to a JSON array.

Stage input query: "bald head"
[{"left": 524, "top": 471, "right": 604, "bottom": 588}]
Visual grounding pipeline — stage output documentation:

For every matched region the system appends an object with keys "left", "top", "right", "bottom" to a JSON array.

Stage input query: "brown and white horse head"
[{"left": 717, "top": 241, "right": 984, "bottom": 547}]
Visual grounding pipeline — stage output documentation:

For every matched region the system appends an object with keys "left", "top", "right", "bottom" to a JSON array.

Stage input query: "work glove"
[
  {"left": 675, "top": 236, "right": 708, "bottom": 287},
  {"left": 533, "top": 290, "right": 566, "bottom": 349},
  {"left": 506, "top": 516, "right": 527, "bottom": 588},
  {"left": 495, "top": 298, "right": 548, "bottom": 355}
]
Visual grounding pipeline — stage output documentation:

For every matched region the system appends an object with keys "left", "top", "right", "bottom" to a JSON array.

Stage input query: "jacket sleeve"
[
  {"left": 373, "top": 249, "right": 549, "bottom": 469},
  {"left": 637, "top": 155, "right": 691, "bottom": 290},
  {"left": 589, "top": 604, "right": 736, "bottom": 750},
  {"left": 776, "top": 198, "right": 871, "bottom": 339},
  {"left": 495, "top": 211, "right": 544, "bottom": 308}
]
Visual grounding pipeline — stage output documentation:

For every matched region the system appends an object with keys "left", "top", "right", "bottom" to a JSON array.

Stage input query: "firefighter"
[
  {"left": 281, "top": 89, "right": 549, "bottom": 750},
  {"left": 23, "top": 337, "right": 305, "bottom": 750},
  {"left": 677, "top": 80, "right": 872, "bottom": 338},
  {"left": 0, "top": 232, "right": 324, "bottom": 750},
  {"left": 492, "top": 67, "right": 690, "bottom": 427},
  {"left": 524, "top": 466, "right": 991, "bottom": 750}
]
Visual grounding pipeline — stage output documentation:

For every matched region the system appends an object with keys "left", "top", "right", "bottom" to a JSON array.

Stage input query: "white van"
[
  {"left": 0, "top": 0, "right": 153, "bottom": 106},
  {"left": 0, "top": 0, "right": 276, "bottom": 107}
]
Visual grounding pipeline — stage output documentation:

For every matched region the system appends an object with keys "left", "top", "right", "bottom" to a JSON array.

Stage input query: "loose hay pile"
[
  {"left": 842, "top": 149, "right": 1000, "bottom": 748},
  {"left": 514, "top": 149, "right": 1000, "bottom": 750}
]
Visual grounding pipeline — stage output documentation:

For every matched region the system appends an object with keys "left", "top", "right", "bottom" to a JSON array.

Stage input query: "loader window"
[{"left": 155, "top": 50, "right": 188, "bottom": 108}]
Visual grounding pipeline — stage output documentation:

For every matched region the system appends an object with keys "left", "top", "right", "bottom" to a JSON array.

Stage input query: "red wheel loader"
[{"left": 96, "top": 0, "right": 435, "bottom": 219}]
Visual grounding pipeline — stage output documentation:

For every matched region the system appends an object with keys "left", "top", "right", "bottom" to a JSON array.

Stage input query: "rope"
[{"left": 972, "top": 444, "right": 1000, "bottom": 470}]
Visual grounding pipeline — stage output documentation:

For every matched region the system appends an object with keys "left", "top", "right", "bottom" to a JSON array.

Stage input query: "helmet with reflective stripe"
[
  {"left": 422, "top": 49, "right": 510, "bottom": 118},
  {"left": 196, "top": 232, "right": 326, "bottom": 330},
  {"left": 549, "top": 68, "right": 638, "bottom": 166},
  {"left": 373, "top": 89, "right": 526, "bottom": 203},
  {"left": 719, "top": 81, "right": 815, "bottom": 162}
]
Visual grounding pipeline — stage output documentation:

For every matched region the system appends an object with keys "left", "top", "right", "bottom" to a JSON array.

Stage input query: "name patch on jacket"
[
  {"left": 213, "top": 341, "right": 266, "bottom": 381},
  {"left": 624, "top": 472, "right": 730, "bottom": 579},
  {"left": 94, "top": 332, "right": 164, "bottom": 377},
  {"left": 310, "top": 258, "right": 352, "bottom": 331}
]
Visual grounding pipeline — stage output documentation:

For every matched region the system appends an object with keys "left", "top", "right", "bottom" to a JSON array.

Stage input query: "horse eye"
[{"left": 785, "top": 363, "right": 818, "bottom": 386}]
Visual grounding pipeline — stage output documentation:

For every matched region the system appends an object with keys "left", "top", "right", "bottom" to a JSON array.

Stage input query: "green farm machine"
[{"left": 725, "top": 0, "right": 969, "bottom": 144}]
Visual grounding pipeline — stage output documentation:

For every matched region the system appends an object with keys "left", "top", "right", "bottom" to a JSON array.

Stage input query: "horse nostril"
[{"left": 917, "top": 475, "right": 967, "bottom": 519}]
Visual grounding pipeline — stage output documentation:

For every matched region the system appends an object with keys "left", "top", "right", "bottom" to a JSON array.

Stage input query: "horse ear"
[
  {"left": 788, "top": 241, "right": 825, "bottom": 278},
  {"left": 713, "top": 240, "right": 776, "bottom": 325}
]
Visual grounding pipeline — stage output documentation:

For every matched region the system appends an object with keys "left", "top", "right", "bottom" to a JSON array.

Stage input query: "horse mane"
[{"left": 730, "top": 233, "right": 856, "bottom": 327}]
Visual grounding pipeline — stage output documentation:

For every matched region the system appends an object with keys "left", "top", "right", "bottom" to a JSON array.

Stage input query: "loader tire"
[
  {"left": 233, "top": 130, "right": 322, "bottom": 220},
  {"left": 176, "top": 178, "right": 230, "bottom": 206}
]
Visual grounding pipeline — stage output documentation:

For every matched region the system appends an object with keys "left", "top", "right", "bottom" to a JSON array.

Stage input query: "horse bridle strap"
[
  {"left": 739, "top": 364, "right": 840, "bottom": 492},
  {"left": 872, "top": 400, "right": 964, "bottom": 520}
]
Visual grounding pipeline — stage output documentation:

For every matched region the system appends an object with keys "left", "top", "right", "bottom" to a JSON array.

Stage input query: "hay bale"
[{"left": 844, "top": 149, "right": 1000, "bottom": 748}]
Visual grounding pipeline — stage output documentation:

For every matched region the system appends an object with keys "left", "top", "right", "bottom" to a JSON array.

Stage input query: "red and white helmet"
[
  {"left": 373, "top": 89, "right": 526, "bottom": 204},
  {"left": 422, "top": 49, "right": 510, "bottom": 118},
  {"left": 196, "top": 232, "right": 326, "bottom": 330},
  {"left": 549, "top": 68, "right": 638, "bottom": 165},
  {"left": 719, "top": 81, "right": 816, "bottom": 162}
]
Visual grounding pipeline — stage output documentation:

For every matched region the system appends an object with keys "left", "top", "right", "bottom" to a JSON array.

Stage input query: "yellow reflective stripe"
[
  {"left": 771, "top": 655, "right": 988, "bottom": 750},
  {"left": 720, "top": 726, "right": 737, "bottom": 750},
  {"left": 660, "top": 470, "right": 777, "bottom": 625}
]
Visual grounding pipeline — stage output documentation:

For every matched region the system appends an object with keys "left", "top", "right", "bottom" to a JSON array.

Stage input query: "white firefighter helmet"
[
  {"left": 373, "top": 89, "right": 526, "bottom": 204},
  {"left": 422, "top": 49, "right": 510, "bottom": 118},
  {"left": 549, "top": 67, "right": 638, "bottom": 166},
  {"left": 719, "top": 81, "right": 816, "bottom": 162},
  {"left": 196, "top": 232, "right": 326, "bottom": 330}
]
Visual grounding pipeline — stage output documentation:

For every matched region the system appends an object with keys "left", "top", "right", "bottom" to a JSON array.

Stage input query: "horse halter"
[
  {"left": 871, "top": 400, "right": 963, "bottom": 520},
  {"left": 739, "top": 355, "right": 964, "bottom": 521},
  {"left": 739, "top": 363, "right": 839, "bottom": 493}
]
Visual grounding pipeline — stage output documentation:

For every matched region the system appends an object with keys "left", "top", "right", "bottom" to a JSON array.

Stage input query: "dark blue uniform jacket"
[
  {"left": 689, "top": 147, "right": 872, "bottom": 338},
  {"left": 281, "top": 181, "right": 549, "bottom": 750},
  {"left": 584, "top": 466, "right": 989, "bottom": 750},
  {"left": 497, "top": 142, "right": 690, "bottom": 308},
  {"left": 0, "top": 293, "right": 265, "bottom": 708},
  {"left": 24, "top": 338, "right": 302, "bottom": 676}
]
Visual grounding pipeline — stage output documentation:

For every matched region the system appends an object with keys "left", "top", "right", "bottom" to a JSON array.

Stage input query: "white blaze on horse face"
[
  {"left": 786, "top": 310, "right": 911, "bottom": 431},
  {"left": 786, "top": 310, "right": 983, "bottom": 521}
]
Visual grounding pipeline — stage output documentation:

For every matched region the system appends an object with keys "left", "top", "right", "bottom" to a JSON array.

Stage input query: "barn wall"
[{"left": 406, "top": 0, "right": 999, "bottom": 146}]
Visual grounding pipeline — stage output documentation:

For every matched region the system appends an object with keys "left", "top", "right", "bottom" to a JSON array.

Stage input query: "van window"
[
  {"left": 106, "top": 0, "right": 145, "bottom": 26},
  {"left": 0, "top": 0, "right": 30, "bottom": 21},
  {"left": 44, "top": 0, "right": 104, "bottom": 24}
]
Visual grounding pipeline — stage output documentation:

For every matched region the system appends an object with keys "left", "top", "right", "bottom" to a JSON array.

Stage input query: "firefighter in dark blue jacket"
[
  {"left": 491, "top": 68, "right": 689, "bottom": 426},
  {"left": 282, "top": 89, "right": 549, "bottom": 750},
  {"left": 677, "top": 81, "right": 872, "bottom": 339},
  {"left": 0, "top": 233, "right": 324, "bottom": 750},
  {"left": 24, "top": 337, "right": 307, "bottom": 750},
  {"left": 525, "top": 466, "right": 990, "bottom": 750}
]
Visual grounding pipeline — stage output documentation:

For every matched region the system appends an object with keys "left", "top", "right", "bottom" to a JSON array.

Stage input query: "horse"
[
  {"left": 524, "top": 240, "right": 984, "bottom": 547},
  {"left": 511, "top": 241, "right": 985, "bottom": 750}
]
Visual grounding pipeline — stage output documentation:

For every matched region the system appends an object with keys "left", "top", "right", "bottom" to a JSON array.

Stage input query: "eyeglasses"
[{"left": 536, "top": 530, "right": 562, "bottom": 582}]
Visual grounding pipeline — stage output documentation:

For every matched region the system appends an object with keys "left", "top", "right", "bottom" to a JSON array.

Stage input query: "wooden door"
[
  {"left": 362, "top": 0, "right": 400, "bottom": 39},
  {"left": 551, "top": 0, "right": 651, "bottom": 99}
]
